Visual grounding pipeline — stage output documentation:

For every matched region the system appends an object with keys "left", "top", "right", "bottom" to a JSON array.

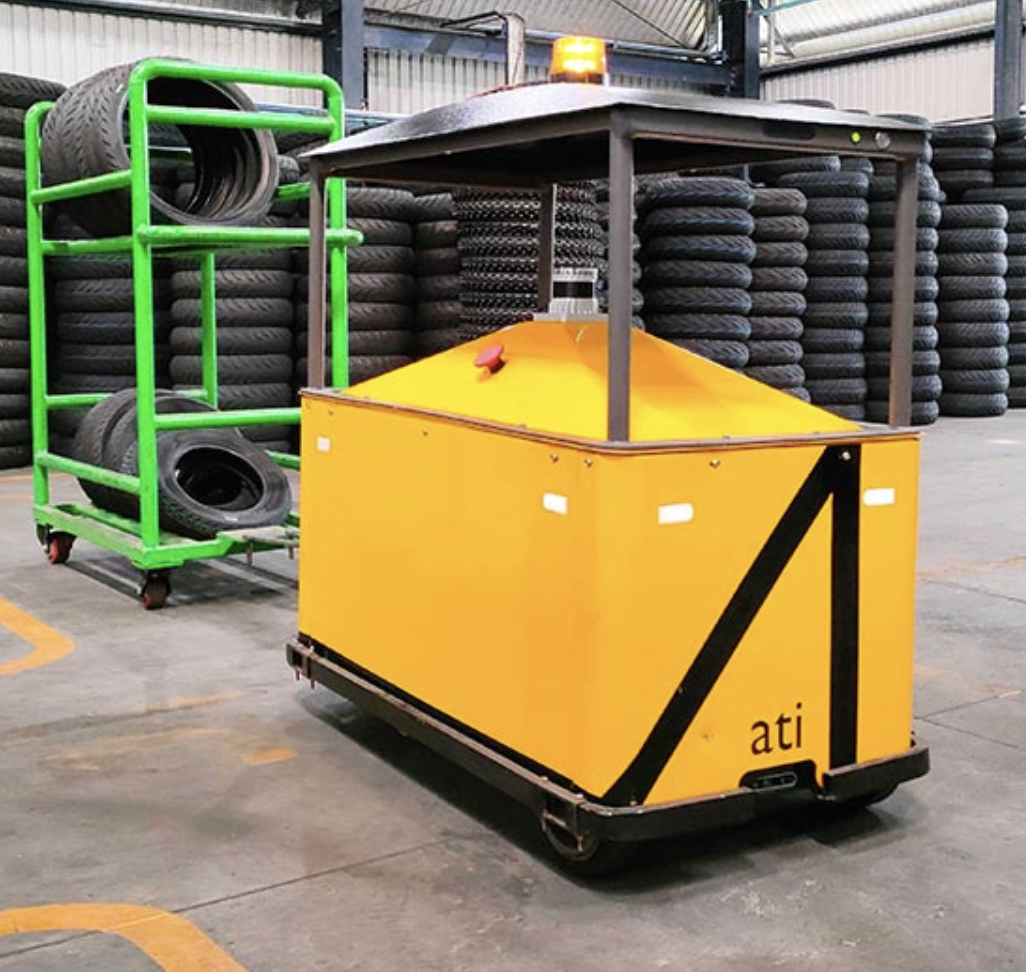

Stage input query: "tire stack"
[
  {"left": 412, "top": 192, "right": 461, "bottom": 357},
  {"left": 744, "top": 187, "right": 809, "bottom": 398},
  {"left": 637, "top": 176, "right": 755, "bottom": 370},
  {"left": 0, "top": 71, "right": 65, "bottom": 468},
  {"left": 774, "top": 164, "right": 872, "bottom": 420},
  {"left": 930, "top": 123, "right": 995, "bottom": 201},
  {"left": 455, "top": 184, "right": 604, "bottom": 341},
  {"left": 968, "top": 122, "right": 1026, "bottom": 408},
  {"left": 595, "top": 180, "right": 643, "bottom": 326},
  {"left": 48, "top": 248, "right": 175, "bottom": 455},
  {"left": 864, "top": 140, "right": 943, "bottom": 425},
  {"left": 935, "top": 203, "right": 1010, "bottom": 417},
  {"left": 294, "top": 185, "right": 418, "bottom": 389},
  {"left": 169, "top": 249, "right": 296, "bottom": 453}
]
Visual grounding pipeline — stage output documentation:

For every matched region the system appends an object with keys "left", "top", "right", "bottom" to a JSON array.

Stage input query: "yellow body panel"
[
  {"left": 298, "top": 323, "right": 920, "bottom": 807},
  {"left": 340, "top": 321, "right": 859, "bottom": 442}
]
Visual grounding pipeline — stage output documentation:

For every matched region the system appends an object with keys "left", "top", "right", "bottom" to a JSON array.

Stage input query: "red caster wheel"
[
  {"left": 140, "top": 571, "right": 171, "bottom": 611},
  {"left": 46, "top": 532, "right": 75, "bottom": 565}
]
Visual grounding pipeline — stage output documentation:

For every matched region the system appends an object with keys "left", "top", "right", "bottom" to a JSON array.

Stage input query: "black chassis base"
[{"left": 287, "top": 637, "right": 930, "bottom": 844}]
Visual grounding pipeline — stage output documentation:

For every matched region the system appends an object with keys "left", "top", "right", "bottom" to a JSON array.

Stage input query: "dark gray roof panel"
[{"left": 306, "top": 82, "right": 929, "bottom": 188}]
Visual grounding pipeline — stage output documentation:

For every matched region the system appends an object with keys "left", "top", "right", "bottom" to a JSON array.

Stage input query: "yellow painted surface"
[
  {"left": 298, "top": 323, "right": 920, "bottom": 806},
  {"left": 0, "top": 597, "right": 74, "bottom": 678},
  {"left": 0, "top": 904, "right": 249, "bottom": 972},
  {"left": 328, "top": 320, "right": 859, "bottom": 443},
  {"left": 244, "top": 746, "right": 298, "bottom": 766},
  {"left": 857, "top": 439, "right": 921, "bottom": 763}
]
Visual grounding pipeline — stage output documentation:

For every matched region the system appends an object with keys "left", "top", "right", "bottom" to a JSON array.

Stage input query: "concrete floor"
[{"left": 0, "top": 415, "right": 1024, "bottom": 971}]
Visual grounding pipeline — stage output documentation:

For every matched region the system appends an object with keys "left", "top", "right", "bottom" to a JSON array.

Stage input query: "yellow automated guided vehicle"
[{"left": 288, "top": 60, "right": 930, "bottom": 873}]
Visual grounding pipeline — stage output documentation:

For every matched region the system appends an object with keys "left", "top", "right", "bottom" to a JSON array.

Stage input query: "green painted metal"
[
  {"left": 155, "top": 408, "right": 301, "bottom": 431},
  {"left": 145, "top": 105, "right": 336, "bottom": 134},
  {"left": 30, "top": 169, "right": 133, "bottom": 205},
  {"left": 26, "top": 59, "right": 350, "bottom": 590}
]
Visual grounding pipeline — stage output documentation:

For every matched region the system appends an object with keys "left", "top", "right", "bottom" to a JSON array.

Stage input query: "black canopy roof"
[{"left": 306, "top": 82, "right": 928, "bottom": 188}]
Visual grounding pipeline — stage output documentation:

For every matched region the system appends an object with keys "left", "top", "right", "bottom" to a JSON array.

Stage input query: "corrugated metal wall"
[
  {"left": 762, "top": 38, "right": 1003, "bottom": 122},
  {"left": 0, "top": 2, "right": 321, "bottom": 105},
  {"left": 366, "top": 51, "right": 686, "bottom": 115}
]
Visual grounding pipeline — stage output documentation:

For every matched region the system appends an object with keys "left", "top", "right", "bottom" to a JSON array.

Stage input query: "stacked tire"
[
  {"left": 970, "top": 122, "right": 1026, "bottom": 407},
  {"left": 455, "top": 185, "right": 604, "bottom": 341},
  {"left": 295, "top": 185, "right": 417, "bottom": 388},
  {"left": 638, "top": 176, "right": 755, "bottom": 369},
  {"left": 776, "top": 164, "right": 872, "bottom": 419},
  {"left": 745, "top": 186, "right": 808, "bottom": 398},
  {"left": 169, "top": 249, "right": 295, "bottom": 453},
  {"left": 930, "top": 123, "right": 995, "bottom": 200},
  {"left": 0, "top": 71, "right": 65, "bottom": 468},
  {"left": 595, "top": 179, "right": 643, "bottom": 326},
  {"left": 412, "top": 192, "right": 461, "bottom": 356},
  {"left": 49, "top": 250, "right": 174, "bottom": 454},
  {"left": 864, "top": 139, "right": 943, "bottom": 425},
  {"left": 936, "top": 203, "right": 1010, "bottom": 417}
]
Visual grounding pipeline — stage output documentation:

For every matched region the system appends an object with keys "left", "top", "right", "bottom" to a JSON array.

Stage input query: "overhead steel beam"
[
  {"left": 994, "top": 0, "right": 1024, "bottom": 120},
  {"left": 720, "top": 0, "right": 760, "bottom": 98},
  {"left": 323, "top": 0, "right": 366, "bottom": 111},
  {"left": 363, "top": 24, "right": 732, "bottom": 89}
]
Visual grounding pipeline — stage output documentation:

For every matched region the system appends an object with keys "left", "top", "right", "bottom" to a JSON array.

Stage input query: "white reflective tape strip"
[
  {"left": 316, "top": 436, "right": 331, "bottom": 453},
  {"left": 658, "top": 503, "right": 694, "bottom": 525},
  {"left": 864, "top": 488, "right": 895, "bottom": 507},
  {"left": 543, "top": 493, "right": 568, "bottom": 515}
]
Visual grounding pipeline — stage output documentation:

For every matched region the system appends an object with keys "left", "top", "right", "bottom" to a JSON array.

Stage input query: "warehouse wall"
[
  {"left": 2, "top": 1, "right": 703, "bottom": 116},
  {"left": 762, "top": 37, "right": 1010, "bottom": 122},
  {"left": 0, "top": 2, "right": 321, "bottom": 105},
  {"left": 366, "top": 51, "right": 684, "bottom": 114}
]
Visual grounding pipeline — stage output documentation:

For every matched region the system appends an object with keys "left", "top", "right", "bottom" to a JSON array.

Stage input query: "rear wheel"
[
  {"left": 540, "top": 817, "right": 636, "bottom": 877},
  {"left": 140, "top": 571, "right": 171, "bottom": 610},
  {"left": 45, "top": 531, "right": 74, "bottom": 565}
]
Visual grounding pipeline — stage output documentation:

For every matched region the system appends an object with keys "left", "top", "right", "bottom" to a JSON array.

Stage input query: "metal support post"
[
  {"left": 607, "top": 116, "right": 635, "bottom": 442},
  {"left": 994, "top": 0, "right": 1023, "bottom": 120},
  {"left": 537, "top": 184, "right": 556, "bottom": 312},
  {"left": 721, "top": 0, "right": 760, "bottom": 99},
  {"left": 307, "top": 163, "right": 329, "bottom": 390},
  {"left": 888, "top": 160, "right": 918, "bottom": 427},
  {"left": 324, "top": 0, "right": 365, "bottom": 110}
]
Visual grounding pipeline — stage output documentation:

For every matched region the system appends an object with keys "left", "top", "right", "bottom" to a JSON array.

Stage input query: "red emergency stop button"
[{"left": 475, "top": 343, "right": 506, "bottom": 374}]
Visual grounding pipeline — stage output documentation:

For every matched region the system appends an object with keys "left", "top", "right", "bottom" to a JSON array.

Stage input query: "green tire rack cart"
[{"left": 25, "top": 59, "right": 359, "bottom": 607}]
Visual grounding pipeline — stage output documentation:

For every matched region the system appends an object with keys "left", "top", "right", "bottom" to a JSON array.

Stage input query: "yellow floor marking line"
[
  {"left": 0, "top": 597, "right": 74, "bottom": 678},
  {"left": 147, "top": 690, "right": 253, "bottom": 714},
  {"left": 244, "top": 746, "right": 298, "bottom": 766},
  {"left": 0, "top": 904, "right": 250, "bottom": 972},
  {"left": 919, "top": 555, "right": 1026, "bottom": 580},
  {"left": 41, "top": 728, "right": 217, "bottom": 771}
]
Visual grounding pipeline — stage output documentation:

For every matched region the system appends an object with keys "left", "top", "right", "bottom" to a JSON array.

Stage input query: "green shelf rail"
[{"left": 25, "top": 58, "right": 356, "bottom": 590}]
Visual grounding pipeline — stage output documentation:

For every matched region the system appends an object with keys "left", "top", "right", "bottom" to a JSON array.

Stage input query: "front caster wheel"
[
  {"left": 46, "top": 532, "right": 75, "bottom": 565},
  {"left": 540, "top": 817, "right": 636, "bottom": 877},
  {"left": 140, "top": 571, "right": 171, "bottom": 610}
]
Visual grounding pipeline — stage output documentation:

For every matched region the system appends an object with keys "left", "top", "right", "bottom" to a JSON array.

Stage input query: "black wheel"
[
  {"left": 540, "top": 817, "right": 637, "bottom": 877},
  {"left": 140, "top": 571, "right": 171, "bottom": 610},
  {"left": 844, "top": 785, "right": 898, "bottom": 809},
  {"left": 46, "top": 531, "right": 74, "bottom": 565}
]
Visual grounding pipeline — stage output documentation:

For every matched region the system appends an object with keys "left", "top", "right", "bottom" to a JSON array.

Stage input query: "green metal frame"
[{"left": 25, "top": 58, "right": 360, "bottom": 572}]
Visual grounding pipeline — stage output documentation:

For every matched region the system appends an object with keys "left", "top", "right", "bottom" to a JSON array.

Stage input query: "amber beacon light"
[{"left": 550, "top": 36, "right": 608, "bottom": 84}]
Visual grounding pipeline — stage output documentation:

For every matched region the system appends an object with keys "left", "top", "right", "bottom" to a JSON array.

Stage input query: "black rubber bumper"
[{"left": 288, "top": 636, "right": 929, "bottom": 844}]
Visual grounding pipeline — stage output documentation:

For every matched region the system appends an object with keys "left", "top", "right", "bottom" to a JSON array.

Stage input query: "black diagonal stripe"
[
  {"left": 829, "top": 444, "right": 861, "bottom": 768},
  {"left": 603, "top": 446, "right": 843, "bottom": 807}
]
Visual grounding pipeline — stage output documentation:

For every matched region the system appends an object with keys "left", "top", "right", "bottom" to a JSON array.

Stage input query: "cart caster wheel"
[
  {"left": 46, "top": 532, "right": 75, "bottom": 565},
  {"left": 140, "top": 572, "right": 171, "bottom": 611},
  {"left": 540, "top": 817, "right": 636, "bottom": 877}
]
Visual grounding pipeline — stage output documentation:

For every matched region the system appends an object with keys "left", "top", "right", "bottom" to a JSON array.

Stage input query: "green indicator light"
[{"left": 851, "top": 131, "right": 863, "bottom": 144}]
